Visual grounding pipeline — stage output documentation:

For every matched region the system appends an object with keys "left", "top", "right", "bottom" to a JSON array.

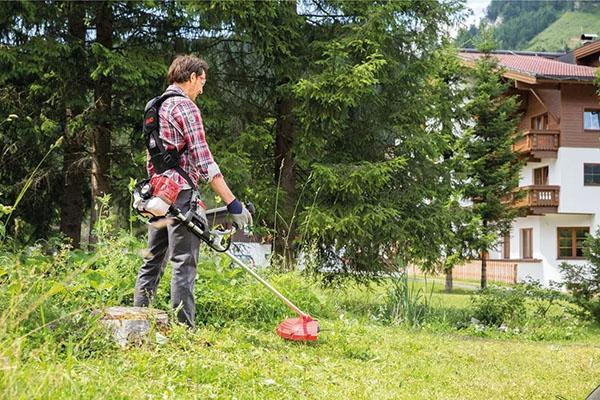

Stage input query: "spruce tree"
[
  {"left": 293, "top": 2, "right": 466, "bottom": 283},
  {"left": 460, "top": 34, "right": 523, "bottom": 289}
]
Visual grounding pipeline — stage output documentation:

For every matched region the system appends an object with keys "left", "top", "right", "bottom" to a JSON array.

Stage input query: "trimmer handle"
[{"left": 204, "top": 201, "right": 256, "bottom": 216}]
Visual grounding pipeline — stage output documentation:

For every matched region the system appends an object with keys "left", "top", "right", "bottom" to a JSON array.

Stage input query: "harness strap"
[{"left": 144, "top": 92, "right": 196, "bottom": 190}]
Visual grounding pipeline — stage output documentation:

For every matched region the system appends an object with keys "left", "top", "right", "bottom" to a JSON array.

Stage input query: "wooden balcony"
[
  {"left": 513, "top": 129, "right": 560, "bottom": 161},
  {"left": 514, "top": 185, "right": 560, "bottom": 215}
]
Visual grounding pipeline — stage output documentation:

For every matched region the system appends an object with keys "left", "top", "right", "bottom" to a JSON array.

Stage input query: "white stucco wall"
[
  {"left": 518, "top": 159, "right": 558, "bottom": 187},
  {"left": 555, "top": 147, "right": 600, "bottom": 214},
  {"left": 490, "top": 214, "right": 594, "bottom": 286},
  {"left": 517, "top": 261, "right": 544, "bottom": 283}
]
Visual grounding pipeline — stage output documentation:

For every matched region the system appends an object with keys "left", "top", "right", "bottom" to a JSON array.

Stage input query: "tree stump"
[{"left": 97, "top": 306, "right": 169, "bottom": 347}]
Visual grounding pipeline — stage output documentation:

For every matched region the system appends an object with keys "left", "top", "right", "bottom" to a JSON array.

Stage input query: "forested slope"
[
  {"left": 527, "top": 10, "right": 600, "bottom": 52},
  {"left": 457, "top": 0, "right": 600, "bottom": 51}
]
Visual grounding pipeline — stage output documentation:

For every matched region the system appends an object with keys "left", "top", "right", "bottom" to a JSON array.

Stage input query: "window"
[
  {"left": 531, "top": 113, "right": 548, "bottom": 130},
  {"left": 557, "top": 227, "right": 589, "bottom": 258},
  {"left": 584, "top": 109, "right": 600, "bottom": 130},
  {"left": 584, "top": 164, "right": 600, "bottom": 186},
  {"left": 533, "top": 166, "right": 548, "bottom": 185},
  {"left": 520, "top": 228, "right": 532, "bottom": 259},
  {"left": 502, "top": 232, "right": 510, "bottom": 259}
]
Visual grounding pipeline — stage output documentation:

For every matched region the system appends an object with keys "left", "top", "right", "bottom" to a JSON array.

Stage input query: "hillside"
[
  {"left": 456, "top": 1, "right": 600, "bottom": 51},
  {"left": 527, "top": 10, "right": 600, "bottom": 52}
]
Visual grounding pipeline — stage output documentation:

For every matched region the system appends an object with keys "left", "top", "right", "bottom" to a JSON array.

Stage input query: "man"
[{"left": 134, "top": 55, "right": 251, "bottom": 328}]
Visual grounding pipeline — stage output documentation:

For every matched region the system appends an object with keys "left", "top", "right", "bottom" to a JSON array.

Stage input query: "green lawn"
[
  {"left": 2, "top": 275, "right": 600, "bottom": 399},
  {"left": 2, "top": 319, "right": 599, "bottom": 399}
]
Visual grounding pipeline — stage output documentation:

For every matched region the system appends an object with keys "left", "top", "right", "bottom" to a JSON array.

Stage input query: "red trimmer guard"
[{"left": 276, "top": 314, "right": 319, "bottom": 341}]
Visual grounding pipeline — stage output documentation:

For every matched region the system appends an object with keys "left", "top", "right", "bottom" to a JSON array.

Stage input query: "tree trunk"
[
  {"left": 89, "top": 1, "right": 113, "bottom": 244},
  {"left": 271, "top": 0, "right": 300, "bottom": 269},
  {"left": 481, "top": 219, "right": 488, "bottom": 289},
  {"left": 273, "top": 88, "right": 296, "bottom": 268},
  {"left": 60, "top": 130, "right": 86, "bottom": 249},
  {"left": 481, "top": 251, "right": 487, "bottom": 289},
  {"left": 60, "top": 2, "right": 87, "bottom": 248},
  {"left": 445, "top": 267, "right": 453, "bottom": 292}
]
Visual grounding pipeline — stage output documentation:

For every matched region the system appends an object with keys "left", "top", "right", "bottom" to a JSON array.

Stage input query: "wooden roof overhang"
[
  {"left": 501, "top": 71, "right": 595, "bottom": 86},
  {"left": 573, "top": 40, "right": 600, "bottom": 62}
]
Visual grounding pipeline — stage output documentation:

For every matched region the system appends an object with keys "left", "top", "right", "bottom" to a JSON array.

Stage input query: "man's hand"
[{"left": 227, "top": 199, "right": 253, "bottom": 229}]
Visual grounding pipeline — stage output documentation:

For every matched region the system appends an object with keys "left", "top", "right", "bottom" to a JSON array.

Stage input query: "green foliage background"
[{"left": 0, "top": 1, "right": 487, "bottom": 280}]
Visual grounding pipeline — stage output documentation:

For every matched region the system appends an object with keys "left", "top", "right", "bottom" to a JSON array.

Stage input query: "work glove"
[{"left": 227, "top": 199, "right": 253, "bottom": 230}]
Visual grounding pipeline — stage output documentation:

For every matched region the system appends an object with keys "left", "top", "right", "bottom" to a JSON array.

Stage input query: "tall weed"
[
  {"left": 0, "top": 198, "right": 146, "bottom": 361},
  {"left": 191, "top": 250, "right": 332, "bottom": 327},
  {"left": 0, "top": 136, "right": 63, "bottom": 244},
  {"left": 380, "top": 270, "right": 434, "bottom": 328}
]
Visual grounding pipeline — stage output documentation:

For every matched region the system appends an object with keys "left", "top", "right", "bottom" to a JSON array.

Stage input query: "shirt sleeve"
[{"left": 170, "top": 100, "right": 222, "bottom": 184}]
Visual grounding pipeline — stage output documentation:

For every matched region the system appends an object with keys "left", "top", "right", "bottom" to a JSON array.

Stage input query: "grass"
[
  {"left": 1, "top": 233, "right": 600, "bottom": 399},
  {"left": 3, "top": 277, "right": 600, "bottom": 399},
  {"left": 2, "top": 318, "right": 600, "bottom": 399},
  {"left": 527, "top": 10, "right": 600, "bottom": 51}
]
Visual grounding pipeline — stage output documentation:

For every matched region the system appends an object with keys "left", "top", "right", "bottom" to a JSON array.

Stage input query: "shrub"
[
  {"left": 560, "top": 228, "right": 600, "bottom": 323},
  {"left": 519, "top": 280, "right": 568, "bottom": 318},
  {"left": 471, "top": 286, "right": 526, "bottom": 327},
  {"left": 467, "top": 281, "right": 587, "bottom": 340}
]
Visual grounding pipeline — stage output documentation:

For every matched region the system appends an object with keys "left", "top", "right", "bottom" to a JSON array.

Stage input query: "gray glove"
[
  {"left": 231, "top": 206, "right": 253, "bottom": 230},
  {"left": 227, "top": 199, "right": 253, "bottom": 230}
]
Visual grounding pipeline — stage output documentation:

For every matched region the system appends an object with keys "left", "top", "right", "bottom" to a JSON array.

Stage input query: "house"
[{"left": 459, "top": 41, "right": 600, "bottom": 286}]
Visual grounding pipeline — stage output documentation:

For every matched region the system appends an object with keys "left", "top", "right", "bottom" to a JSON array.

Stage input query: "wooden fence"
[
  {"left": 409, "top": 260, "right": 518, "bottom": 284},
  {"left": 452, "top": 260, "right": 518, "bottom": 284}
]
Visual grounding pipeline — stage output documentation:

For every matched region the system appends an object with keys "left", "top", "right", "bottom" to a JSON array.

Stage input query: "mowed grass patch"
[{"left": 2, "top": 320, "right": 599, "bottom": 400}]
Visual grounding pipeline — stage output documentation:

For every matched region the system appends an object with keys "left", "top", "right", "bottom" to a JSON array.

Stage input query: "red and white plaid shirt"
[{"left": 146, "top": 85, "right": 221, "bottom": 189}]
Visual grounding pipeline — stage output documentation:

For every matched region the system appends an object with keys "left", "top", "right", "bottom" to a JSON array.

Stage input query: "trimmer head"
[{"left": 276, "top": 315, "right": 319, "bottom": 342}]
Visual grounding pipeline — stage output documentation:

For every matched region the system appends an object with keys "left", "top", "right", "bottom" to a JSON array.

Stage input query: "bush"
[
  {"left": 466, "top": 281, "right": 588, "bottom": 340},
  {"left": 560, "top": 228, "right": 600, "bottom": 323},
  {"left": 471, "top": 286, "right": 526, "bottom": 327}
]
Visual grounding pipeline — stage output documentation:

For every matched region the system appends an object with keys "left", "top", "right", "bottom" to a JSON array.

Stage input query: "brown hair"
[{"left": 167, "top": 55, "right": 209, "bottom": 84}]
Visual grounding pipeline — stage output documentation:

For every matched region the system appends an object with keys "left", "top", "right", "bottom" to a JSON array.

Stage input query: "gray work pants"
[{"left": 133, "top": 189, "right": 200, "bottom": 328}]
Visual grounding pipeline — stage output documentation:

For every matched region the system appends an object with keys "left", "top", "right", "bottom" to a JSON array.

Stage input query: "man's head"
[{"left": 167, "top": 55, "right": 208, "bottom": 100}]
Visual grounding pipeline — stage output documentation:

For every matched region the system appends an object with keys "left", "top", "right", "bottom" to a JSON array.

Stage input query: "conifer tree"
[
  {"left": 460, "top": 33, "right": 523, "bottom": 289},
  {"left": 293, "top": 2, "right": 466, "bottom": 283}
]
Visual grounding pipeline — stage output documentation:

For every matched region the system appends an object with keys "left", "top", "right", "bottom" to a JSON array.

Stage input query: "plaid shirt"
[{"left": 146, "top": 85, "right": 221, "bottom": 189}]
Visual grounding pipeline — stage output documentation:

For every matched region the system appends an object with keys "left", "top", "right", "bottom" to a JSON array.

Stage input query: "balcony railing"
[
  {"left": 513, "top": 129, "right": 560, "bottom": 159},
  {"left": 514, "top": 185, "right": 560, "bottom": 212}
]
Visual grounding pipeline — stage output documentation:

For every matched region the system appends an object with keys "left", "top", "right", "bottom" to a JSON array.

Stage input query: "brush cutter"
[{"left": 133, "top": 176, "right": 319, "bottom": 342}]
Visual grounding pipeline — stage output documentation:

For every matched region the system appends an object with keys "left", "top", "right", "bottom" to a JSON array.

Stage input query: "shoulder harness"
[{"left": 143, "top": 92, "right": 195, "bottom": 189}]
